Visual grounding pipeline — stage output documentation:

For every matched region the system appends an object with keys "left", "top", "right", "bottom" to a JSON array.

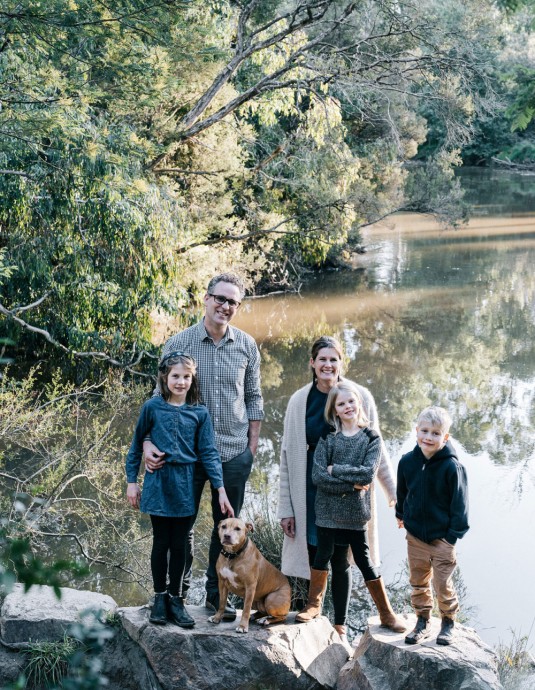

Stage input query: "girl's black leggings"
[
  {"left": 150, "top": 515, "right": 192, "bottom": 596},
  {"left": 307, "top": 541, "right": 352, "bottom": 626},
  {"left": 313, "top": 526, "right": 380, "bottom": 624}
]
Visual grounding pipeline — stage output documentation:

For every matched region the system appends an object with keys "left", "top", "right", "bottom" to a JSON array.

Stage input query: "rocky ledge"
[
  {"left": 121, "top": 604, "right": 349, "bottom": 689},
  {"left": 0, "top": 586, "right": 512, "bottom": 690},
  {"left": 339, "top": 615, "right": 503, "bottom": 690}
]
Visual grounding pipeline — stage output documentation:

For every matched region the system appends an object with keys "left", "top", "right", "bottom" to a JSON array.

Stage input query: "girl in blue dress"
[{"left": 126, "top": 352, "right": 233, "bottom": 628}]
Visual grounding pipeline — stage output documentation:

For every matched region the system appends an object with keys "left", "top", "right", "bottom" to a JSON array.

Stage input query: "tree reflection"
[{"left": 251, "top": 219, "right": 535, "bottom": 476}]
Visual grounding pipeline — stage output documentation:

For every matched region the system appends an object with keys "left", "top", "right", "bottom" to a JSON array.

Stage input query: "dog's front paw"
[
  {"left": 235, "top": 624, "right": 249, "bottom": 633},
  {"left": 208, "top": 615, "right": 222, "bottom": 625}
]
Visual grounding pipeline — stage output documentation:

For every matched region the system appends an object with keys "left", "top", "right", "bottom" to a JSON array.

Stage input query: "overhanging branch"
[{"left": 0, "top": 300, "right": 156, "bottom": 376}]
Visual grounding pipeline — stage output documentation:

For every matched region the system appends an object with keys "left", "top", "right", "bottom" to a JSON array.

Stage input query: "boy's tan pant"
[{"left": 407, "top": 532, "right": 459, "bottom": 619}]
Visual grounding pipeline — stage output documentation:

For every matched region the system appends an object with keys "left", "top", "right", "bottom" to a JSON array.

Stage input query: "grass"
[
  {"left": 496, "top": 627, "right": 535, "bottom": 690},
  {"left": 104, "top": 610, "right": 122, "bottom": 628},
  {"left": 243, "top": 500, "right": 310, "bottom": 611},
  {"left": 24, "top": 634, "right": 80, "bottom": 689}
]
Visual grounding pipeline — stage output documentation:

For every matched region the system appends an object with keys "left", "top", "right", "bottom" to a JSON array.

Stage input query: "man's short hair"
[
  {"left": 206, "top": 273, "right": 246, "bottom": 300},
  {"left": 417, "top": 406, "right": 452, "bottom": 433}
]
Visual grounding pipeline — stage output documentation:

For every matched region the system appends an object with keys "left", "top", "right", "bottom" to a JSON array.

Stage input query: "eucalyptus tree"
[{"left": 0, "top": 0, "right": 500, "bottom": 372}]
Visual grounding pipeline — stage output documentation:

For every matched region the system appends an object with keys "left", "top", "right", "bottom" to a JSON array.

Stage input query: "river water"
[{"left": 233, "top": 168, "right": 535, "bottom": 651}]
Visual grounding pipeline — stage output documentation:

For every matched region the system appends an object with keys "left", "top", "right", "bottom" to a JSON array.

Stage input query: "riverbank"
[{"left": 1, "top": 584, "right": 515, "bottom": 690}]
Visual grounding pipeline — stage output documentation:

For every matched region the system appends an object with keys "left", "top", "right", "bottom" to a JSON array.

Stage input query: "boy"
[{"left": 396, "top": 406, "right": 469, "bottom": 646}]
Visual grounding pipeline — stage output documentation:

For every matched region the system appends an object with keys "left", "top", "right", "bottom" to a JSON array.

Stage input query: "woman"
[{"left": 277, "top": 335, "right": 404, "bottom": 643}]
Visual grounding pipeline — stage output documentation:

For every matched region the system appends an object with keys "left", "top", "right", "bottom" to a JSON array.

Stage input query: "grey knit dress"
[{"left": 312, "top": 428, "right": 381, "bottom": 530}]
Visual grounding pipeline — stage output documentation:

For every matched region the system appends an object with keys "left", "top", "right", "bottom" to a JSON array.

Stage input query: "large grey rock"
[
  {"left": 0, "top": 584, "right": 117, "bottom": 645},
  {"left": 0, "top": 645, "right": 25, "bottom": 684},
  {"left": 99, "top": 627, "right": 165, "bottom": 690},
  {"left": 337, "top": 615, "right": 503, "bottom": 690},
  {"left": 120, "top": 605, "right": 348, "bottom": 690}
]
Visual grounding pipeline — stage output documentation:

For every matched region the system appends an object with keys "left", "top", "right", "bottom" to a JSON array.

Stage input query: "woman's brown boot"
[
  {"left": 365, "top": 577, "right": 407, "bottom": 632},
  {"left": 295, "top": 568, "right": 329, "bottom": 622}
]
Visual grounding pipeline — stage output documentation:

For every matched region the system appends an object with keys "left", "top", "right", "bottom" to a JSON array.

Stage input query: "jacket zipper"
[{"left": 421, "top": 460, "right": 427, "bottom": 542}]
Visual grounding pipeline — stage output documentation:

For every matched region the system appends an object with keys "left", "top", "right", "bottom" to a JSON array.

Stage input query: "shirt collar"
[{"left": 197, "top": 319, "right": 235, "bottom": 343}]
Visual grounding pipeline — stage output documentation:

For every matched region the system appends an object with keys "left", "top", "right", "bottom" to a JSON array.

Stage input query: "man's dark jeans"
[{"left": 182, "top": 446, "right": 254, "bottom": 597}]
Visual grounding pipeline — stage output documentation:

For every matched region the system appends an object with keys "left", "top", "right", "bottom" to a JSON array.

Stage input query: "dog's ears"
[{"left": 245, "top": 522, "right": 254, "bottom": 533}]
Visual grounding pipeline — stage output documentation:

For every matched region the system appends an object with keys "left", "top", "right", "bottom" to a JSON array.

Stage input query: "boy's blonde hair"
[
  {"left": 417, "top": 406, "right": 452, "bottom": 433},
  {"left": 325, "top": 380, "right": 370, "bottom": 431}
]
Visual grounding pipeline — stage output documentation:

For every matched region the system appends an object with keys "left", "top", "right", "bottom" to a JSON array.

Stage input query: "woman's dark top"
[{"left": 305, "top": 384, "right": 334, "bottom": 545}]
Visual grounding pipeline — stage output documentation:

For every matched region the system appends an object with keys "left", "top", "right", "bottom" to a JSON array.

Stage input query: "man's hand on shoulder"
[{"left": 143, "top": 440, "right": 165, "bottom": 473}]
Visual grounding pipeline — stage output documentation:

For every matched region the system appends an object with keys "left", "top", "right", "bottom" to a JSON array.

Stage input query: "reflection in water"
[{"left": 235, "top": 208, "right": 535, "bottom": 650}]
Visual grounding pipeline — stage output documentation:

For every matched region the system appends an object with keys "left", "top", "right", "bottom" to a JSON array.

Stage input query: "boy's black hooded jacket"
[{"left": 395, "top": 441, "right": 469, "bottom": 545}]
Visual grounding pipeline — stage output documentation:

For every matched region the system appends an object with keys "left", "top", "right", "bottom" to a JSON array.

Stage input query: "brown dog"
[{"left": 208, "top": 518, "right": 291, "bottom": 633}]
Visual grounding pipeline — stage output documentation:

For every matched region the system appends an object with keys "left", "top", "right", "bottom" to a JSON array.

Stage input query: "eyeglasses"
[
  {"left": 209, "top": 293, "right": 241, "bottom": 309},
  {"left": 158, "top": 351, "right": 196, "bottom": 371}
]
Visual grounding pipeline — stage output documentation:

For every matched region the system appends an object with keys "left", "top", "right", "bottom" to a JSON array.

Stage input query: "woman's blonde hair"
[{"left": 325, "top": 380, "right": 369, "bottom": 431}]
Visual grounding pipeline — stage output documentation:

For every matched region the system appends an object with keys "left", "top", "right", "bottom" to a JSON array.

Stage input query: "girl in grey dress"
[{"left": 297, "top": 380, "right": 405, "bottom": 634}]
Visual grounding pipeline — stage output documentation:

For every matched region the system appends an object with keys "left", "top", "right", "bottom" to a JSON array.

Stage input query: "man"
[{"left": 143, "top": 272, "right": 264, "bottom": 620}]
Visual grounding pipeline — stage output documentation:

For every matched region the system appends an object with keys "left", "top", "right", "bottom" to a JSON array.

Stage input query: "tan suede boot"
[
  {"left": 295, "top": 568, "right": 329, "bottom": 622},
  {"left": 365, "top": 577, "right": 407, "bottom": 632}
]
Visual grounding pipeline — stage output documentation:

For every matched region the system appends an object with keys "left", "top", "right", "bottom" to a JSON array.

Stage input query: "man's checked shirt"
[{"left": 162, "top": 320, "right": 264, "bottom": 462}]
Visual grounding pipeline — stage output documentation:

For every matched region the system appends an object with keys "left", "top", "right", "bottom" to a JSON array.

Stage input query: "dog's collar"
[{"left": 220, "top": 537, "right": 249, "bottom": 560}]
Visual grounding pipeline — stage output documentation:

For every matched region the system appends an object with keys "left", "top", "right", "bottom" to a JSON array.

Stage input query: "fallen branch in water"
[{"left": 491, "top": 157, "right": 535, "bottom": 173}]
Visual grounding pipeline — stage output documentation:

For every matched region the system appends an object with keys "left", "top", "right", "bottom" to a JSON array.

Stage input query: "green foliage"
[
  {"left": 496, "top": 139, "right": 535, "bottom": 162},
  {"left": 0, "top": 530, "right": 88, "bottom": 598},
  {"left": 496, "top": 0, "right": 535, "bottom": 10},
  {"left": 0, "top": 250, "right": 16, "bottom": 286},
  {"left": 0, "top": 368, "right": 152, "bottom": 589},
  {"left": 15, "top": 609, "right": 115, "bottom": 690},
  {"left": 61, "top": 610, "right": 115, "bottom": 690},
  {"left": 24, "top": 634, "right": 80, "bottom": 689},
  {"left": 506, "top": 67, "right": 535, "bottom": 133},
  {"left": 0, "top": 0, "right": 223, "bottom": 368},
  {"left": 404, "top": 155, "right": 469, "bottom": 227},
  {"left": 455, "top": 4, "right": 535, "bottom": 163},
  {"left": 0, "top": 0, "right": 508, "bottom": 374}
]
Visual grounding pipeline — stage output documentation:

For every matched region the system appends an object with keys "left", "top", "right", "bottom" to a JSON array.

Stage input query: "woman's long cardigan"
[{"left": 277, "top": 381, "right": 396, "bottom": 580}]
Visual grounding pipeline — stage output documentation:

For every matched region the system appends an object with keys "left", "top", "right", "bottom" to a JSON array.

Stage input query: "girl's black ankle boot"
[
  {"left": 149, "top": 592, "right": 168, "bottom": 625},
  {"left": 167, "top": 595, "right": 195, "bottom": 628}
]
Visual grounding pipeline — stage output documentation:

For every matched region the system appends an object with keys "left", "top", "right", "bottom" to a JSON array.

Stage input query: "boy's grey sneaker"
[
  {"left": 405, "top": 615, "right": 432, "bottom": 644},
  {"left": 436, "top": 617, "right": 455, "bottom": 645},
  {"left": 205, "top": 592, "right": 237, "bottom": 621}
]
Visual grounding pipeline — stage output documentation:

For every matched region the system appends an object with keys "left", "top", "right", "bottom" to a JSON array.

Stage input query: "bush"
[{"left": 24, "top": 635, "right": 80, "bottom": 689}]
